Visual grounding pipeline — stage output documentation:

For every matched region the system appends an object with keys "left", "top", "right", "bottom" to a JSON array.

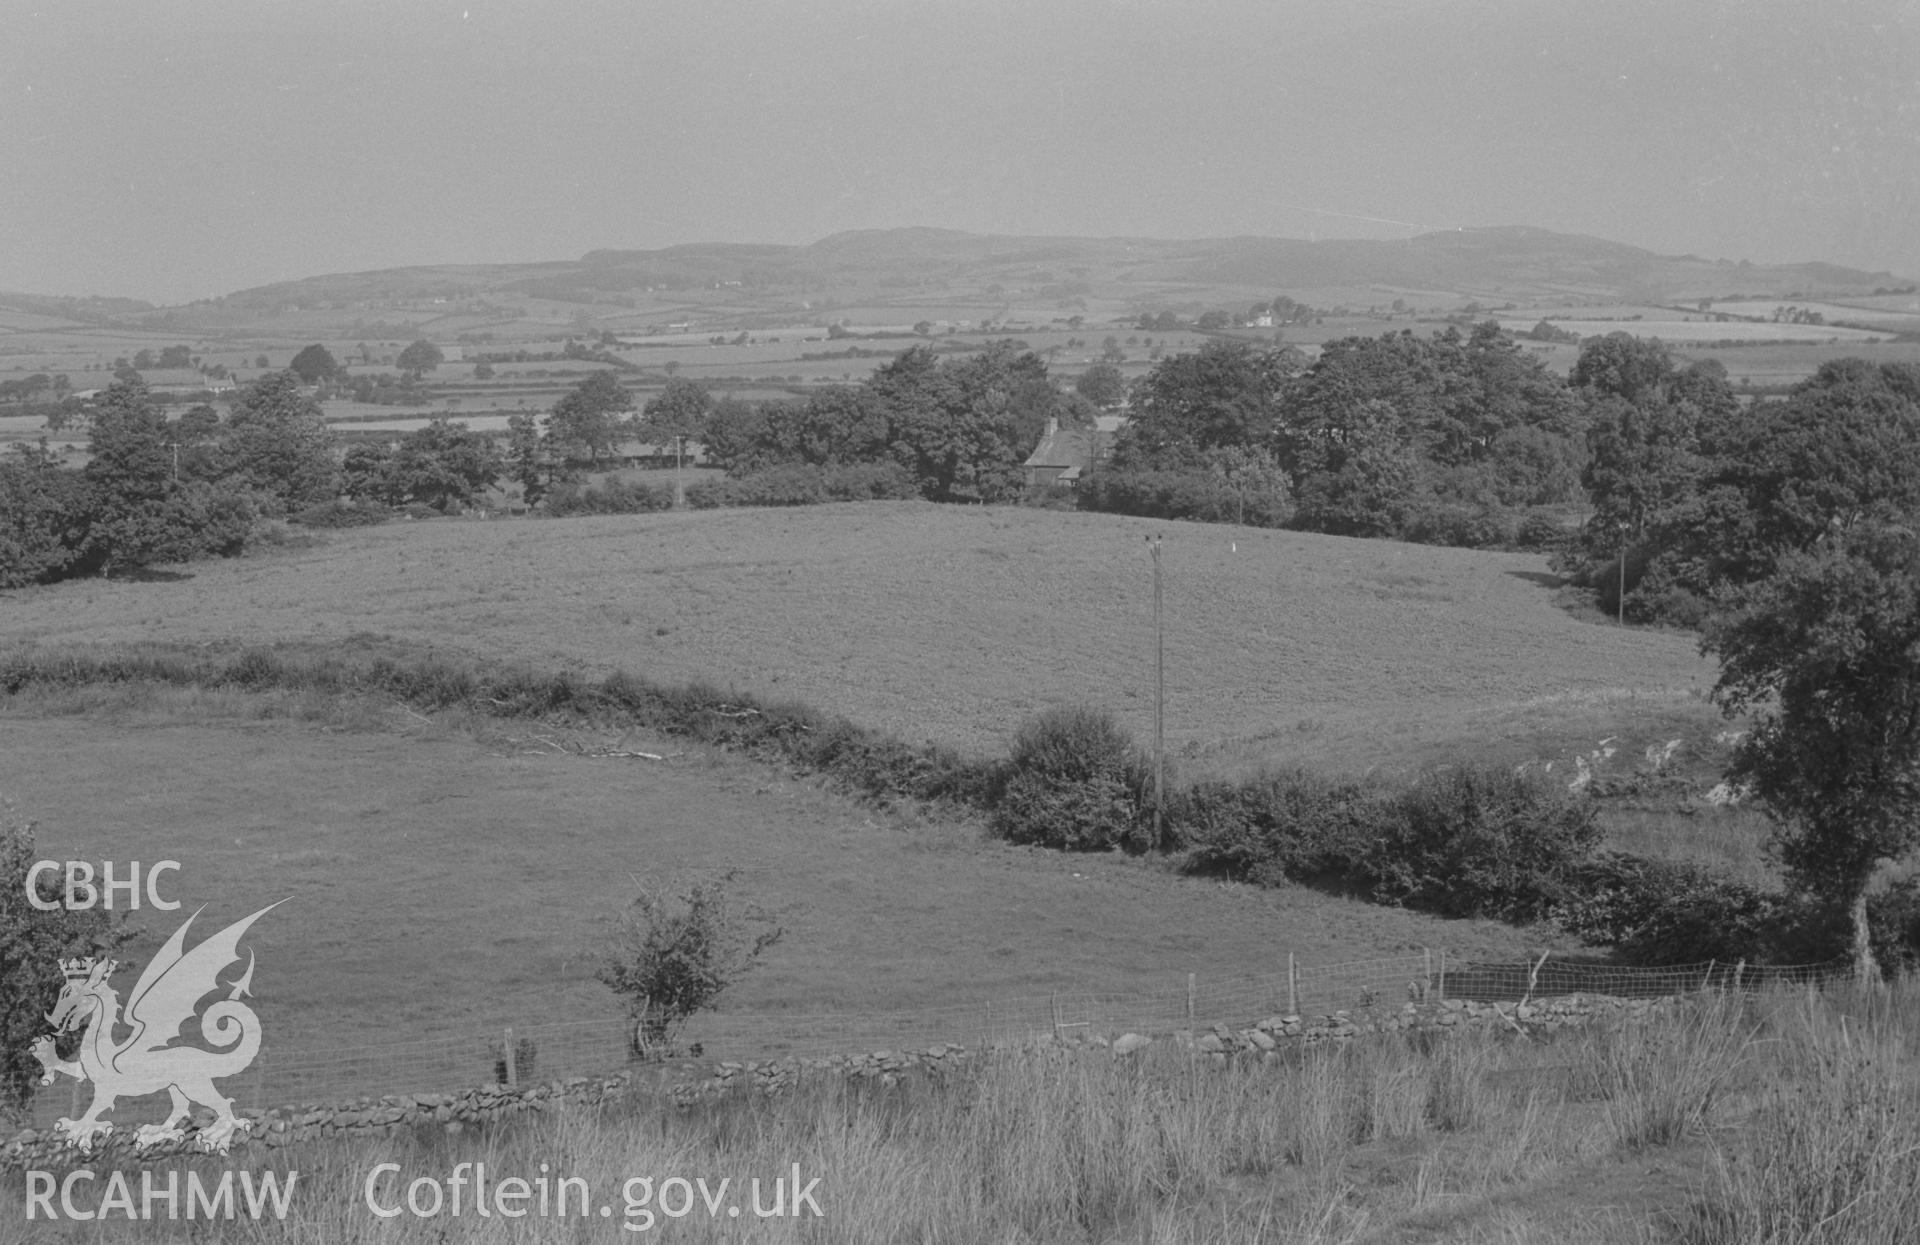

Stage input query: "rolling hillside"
[
  {"left": 0, "top": 502, "right": 1719, "bottom": 777},
  {"left": 27, "top": 226, "right": 1906, "bottom": 340}
]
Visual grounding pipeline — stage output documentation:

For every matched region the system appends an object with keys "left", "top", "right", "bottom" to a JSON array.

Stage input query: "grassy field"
[
  {"left": 0, "top": 689, "right": 1563, "bottom": 1072},
  {"left": 0, "top": 503, "right": 1751, "bottom": 1086},
  {"left": 0, "top": 503, "right": 1720, "bottom": 777}
]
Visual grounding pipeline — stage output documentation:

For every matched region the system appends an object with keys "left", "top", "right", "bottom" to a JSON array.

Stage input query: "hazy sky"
[{"left": 3, "top": 0, "right": 1915, "bottom": 304}]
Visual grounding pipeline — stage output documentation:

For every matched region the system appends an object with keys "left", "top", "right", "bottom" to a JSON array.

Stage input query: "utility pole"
[
  {"left": 1148, "top": 536, "right": 1165, "bottom": 847},
  {"left": 1617, "top": 521, "right": 1629, "bottom": 627}
]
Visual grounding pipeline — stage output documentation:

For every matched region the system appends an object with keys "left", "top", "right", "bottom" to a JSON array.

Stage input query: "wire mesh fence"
[{"left": 16, "top": 948, "right": 1858, "bottom": 1132}]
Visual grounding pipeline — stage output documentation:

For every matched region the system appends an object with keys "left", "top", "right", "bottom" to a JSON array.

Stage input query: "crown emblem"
[{"left": 60, "top": 957, "right": 112, "bottom": 981}]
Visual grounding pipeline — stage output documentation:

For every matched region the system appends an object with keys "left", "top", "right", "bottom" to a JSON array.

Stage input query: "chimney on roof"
[{"left": 1045, "top": 416, "right": 1058, "bottom": 437}]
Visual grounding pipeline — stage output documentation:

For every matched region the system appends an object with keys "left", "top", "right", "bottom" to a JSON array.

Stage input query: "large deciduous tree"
[
  {"left": 288, "top": 344, "right": 340, "bottom": 384},
  {"left": 81, "top": 379, "right": 253, "bottom": 574},
  {"left": 1074, "top": 362, "right": 1127, "bottom": 409},
  {"left": 223, "top": 371, "right": 339, "bottom": 510},
  {"left": 0, "top": 451, "right": 93, "bottom": 587},
  {"left": 874, "top": 342, "right": 1059, "bottom": 502},
  {"left": 386, "top": 419, "right": 502, "bottom": 511},
  {"left": 1705, "top": 525, "right": 1920, "bottom": 983},
  {"left": 640, "top": 378, "right": 712, "bottom": 448},
  {"left": 1113, "top": 338, "right": 1297, "bottom": 471},
  {"left": 396, "top": 340, "right": 444, "bottom": 379},
  {"left": 547, "top": 371, "right": 633, "bottom": 466}
]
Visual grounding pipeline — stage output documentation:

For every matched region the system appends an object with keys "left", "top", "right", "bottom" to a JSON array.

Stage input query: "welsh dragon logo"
[{"left": 33, "top": 901, "right": 281, "bottom": 1155}]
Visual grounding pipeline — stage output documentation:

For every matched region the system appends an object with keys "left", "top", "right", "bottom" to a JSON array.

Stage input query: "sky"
[{"left": 2, "top": 0, "right": 1916, "bottom": 304}]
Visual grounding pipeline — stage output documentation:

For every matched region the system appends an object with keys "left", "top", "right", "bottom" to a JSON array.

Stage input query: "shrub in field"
[
  {"left": 290, "top": 497, "right": 396, "bottom": 528},
  {"left": 1180, "top": 765, "right": 1596, "bottom": 922},
  {"left": 1868, "top": 877, "right": 1920, "bottom": 977},
  {"left": 0, "top": 460, "right": 93, "bottom": 586},
  {"left": 1553, "top": 852, "right": 1785, "bottom": 963},
  {"left": 1399, "top": 500, "right": 1515, "bottom": 550},
  {"left": 1177, "top": 770, "right": 1384, "bottom": 888},
  {"left": 1077, "top": 465, "right": 1293, "bottom": 527},
  {"left": 543, "top": 478, "right": 674, "bottom": 517},
  {"left": 1374, "top": 766, "right": 1601, "bottom": 922},
  {"left": 0, "top": 819, "right": 135, "bottom": 1115},
  {"left": 685, "top": 461, "right": 919, "bottom": 509},
  {"left": 593, "top": 873, "right": 783, "bottom": 1060},
  {"left": 991, "top": 706, "right": 1155, "bottom": 852},
  {"left": 1512, "top": 509, "right": 1572, "bottom": 552}
]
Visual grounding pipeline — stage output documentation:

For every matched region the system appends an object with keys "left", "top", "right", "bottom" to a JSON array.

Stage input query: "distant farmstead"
[
  {"left": 1023, "top": 416, "right": 1112, "bottom": 488},
  {"left": 613, "top": 438, "right": 709, "bottom": 469}
]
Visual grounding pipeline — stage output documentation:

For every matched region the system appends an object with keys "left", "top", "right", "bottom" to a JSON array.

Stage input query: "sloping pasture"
[{"left": 0, "top": 502, "right": 1720, "bottom": 776}]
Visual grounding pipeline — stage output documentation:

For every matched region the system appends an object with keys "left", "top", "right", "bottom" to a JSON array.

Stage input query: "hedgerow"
[{"left": 5, "top": 642, "right": 1917, "bottom": 970}]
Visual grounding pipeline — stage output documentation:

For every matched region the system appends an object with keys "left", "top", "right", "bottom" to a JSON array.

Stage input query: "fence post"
[
  {"left": 1287, "top": 952, "right": 1298, "bottom": 1015},
  {"left": 984, "top": 1002, "right": 992, "bottom": 1048},
  {"left": 504, "top": 1026, "right": 517, "bottom": 1088},
  {"left": 1051, "top": 995, "right": 1063, "bottom": 1042},
  {"left": 1185, "top": 973, "right": 1196, "bottom": 1026},
  {"left": 1702, "top": 960, "right": 1716, "bottom": 993},
  {"left": 1437, "top": 949, "right": 1447, "bottom": 1001},
  {"left": 1423, "top": 947, "right": 1433, "bottom": 1000},
  {"left": 1733, "top": 959, "right": 1745, "bottom": 991}
]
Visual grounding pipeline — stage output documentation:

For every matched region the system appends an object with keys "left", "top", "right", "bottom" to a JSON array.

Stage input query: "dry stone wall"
[{"left": 2, "top": 992, "right": 1689, "bottom": 1170}]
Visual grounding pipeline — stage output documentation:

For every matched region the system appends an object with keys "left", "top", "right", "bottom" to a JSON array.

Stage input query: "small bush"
[
  {"left": 1179, "top": 765, "right": 1598, "bottom": 922},
  {"left": 990, "top": 706, "right": 1155, "bottom": 852},
  {"left": 290, "top": 497, "right": 395, "bottom": 528},
  {"left": 544, "top": 478, "right": 674, "bottom": 517},
  {"left": 1177, "top": 770, "right": 1383, "bottom": 888},
  {"left": 1868, "top": 878, "right": 1920, "bottom": 977},
  {"left": 1513, "top": 510, "right": 1571, "bottom": 551},
  {"left": 1552, "top": 851, "right": 1817, "bottom": 964},
  {"left": 1376, "top": 767, "right": 1600, "bottom": 922},
  {"left": 1400, "top": 501, "right": 1515, "bottom": 550},
  {"left": 686, "top": 461, "right": 919, "bottom": 509},
  {"left": 1077, "top": 467, "right": 1292, "bottom": 528},
  {"left": 593, "top": 872, "right": 783, "bottom": 1060}
]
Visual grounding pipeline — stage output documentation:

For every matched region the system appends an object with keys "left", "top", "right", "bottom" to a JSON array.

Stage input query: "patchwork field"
[{"left": 1502, "top": 317, "right": 1894, "bottom": 344}]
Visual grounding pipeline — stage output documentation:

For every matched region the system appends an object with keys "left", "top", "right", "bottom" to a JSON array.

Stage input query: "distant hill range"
[{"left": 8, "top": 226, "right": 1913, "bottom": 335}]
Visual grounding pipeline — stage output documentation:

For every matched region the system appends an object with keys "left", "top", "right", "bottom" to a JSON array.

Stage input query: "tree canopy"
[
  {"left": 547, "top": 371, "right": 634, "bottom": 465},
  {"left": 1705, "top": 525, "right": 1920, "bottom": 982},
  {"left": 640, "top": 378, "right": 712, "bottom": 445},
  {"left": 223, "top": 371, "right": 339, "bottom": 510},
  {"left": 396, "top": 340, "right": 445, "bottom": 378},
  {"left": 288, "top": 344, "right": 341, "bottom": 384}
]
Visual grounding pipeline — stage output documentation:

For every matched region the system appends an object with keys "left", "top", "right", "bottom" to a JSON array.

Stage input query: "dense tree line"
[
  {"left": 1559, "top": 341, "right": 1920, "bottom": 625},
  {"left": 0, "top": 372, "right": 340, "bottom": 584},
  {"left": 689, "top": 342, "right": 1088, "bottom": 503},
  {"left": 1077, "top": 325, "right": 1585, "bottom": 546}
]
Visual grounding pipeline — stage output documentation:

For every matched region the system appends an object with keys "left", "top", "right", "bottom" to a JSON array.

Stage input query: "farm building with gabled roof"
[{"left": 1023, "top": 416, "right": 1111, "bottom": 488}]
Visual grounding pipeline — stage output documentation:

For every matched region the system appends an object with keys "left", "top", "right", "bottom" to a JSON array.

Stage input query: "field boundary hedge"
[{"left": 0, "top": 640, "right": 1889, "bottom": 969}]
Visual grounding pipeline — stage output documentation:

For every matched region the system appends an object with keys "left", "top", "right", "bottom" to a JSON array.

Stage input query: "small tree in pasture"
[{"left": 594, "top": 873, "right": 783, "bottom": 1059}]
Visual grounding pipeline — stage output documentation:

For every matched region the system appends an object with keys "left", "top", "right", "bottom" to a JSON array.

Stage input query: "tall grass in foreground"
[
  {"left": 5, "top": 986, "right": 1919, "bottom": 1243},
  {"left": 1676, "top": 986, "right": 1920, "bottom": 1245}
]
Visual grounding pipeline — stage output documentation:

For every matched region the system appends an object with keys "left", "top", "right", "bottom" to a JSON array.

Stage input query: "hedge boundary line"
[{"left": 0, "top": 638, "right": 1881, "bottom": 968}]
